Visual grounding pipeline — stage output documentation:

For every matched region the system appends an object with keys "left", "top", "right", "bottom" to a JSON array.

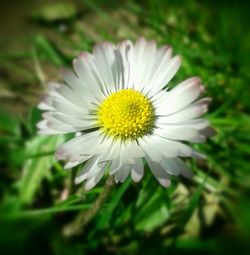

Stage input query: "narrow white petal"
[
  {"left": 109, "top": 142, "right": 123, "bottom": 175},
  {"left": 55, "top": 131, "right": 102, "bottom": 163},
  {"left": 104, "top": 141, "right": 143, "bottom": 173},
  {"left": 43, "top": 95, "right": 86, "bottom": 119},
  {"left": 157, "top": 118, "right": 210, "bottom": 131},
  {"left": 138, "top": 40, "right": 157, "bottom": 91},
  {"left": 131, "top": 158, "right": 144, "bottom": 182},
  {"left": 146, "top": 46, "right": 172, "bottom": 92},
  {"left": 87, "top": 160, "right": 107, "bottom": 179},
  {"left": 40, "top": 114, "right": 77, "bottom": 133},
  {"left": 148, "top": 56, "right": 181, "bottom": 96},
  {"left": 110, "top": 157, "right": 123, "bottom": 175},
  {"left": 92, "top": 42, "right": 117, "bottom": 92},
  {"left": 38, "top": 101, "right": 55, "bottom": 111},
  {"left": 37, "top": 120, "right": 66, "bottom": 135},
  {"left": 74, "top": 159, "right": 94, "bottom": 184},
  {"left": 158, "top": 104, "right": 207, "bottom": 123},
  {"left": 120, "top": 141, "right": 145, "bottom": 165},
  {"left": 97, "top": 138, "right": 121, "bottom": 162},
  {"left": 64, "top": 161, "right": 81, "bottom": 169},
  {"left": 156, "top": 77, "right": 205, "bottom": 115},
  {"left": 75, "top": 52, "right": 108, "bottom": 95},
  {"left": 114, "top": 165, "right": 131, "bottom": 183},
  {"left": 120, "top": 143, "right": 136, "bottom": 165},
  {"left": 199, "top": 126, "right": 216, "bottom": 137},
  {"left": 132, "top": 37, "right": 148, "bottom": 88},
  {"left": 61, "top": 69, "right": 94, "bottom": 100},
  {"left": 50, "top": 82, "right": 90, "bottom": 108},
  {"left": 139, "top": 135, "right": 186, "bottom": 161},
  {"left": 139, "top": 136, "right": 164, "bottom": 162},
  {"left": 117, "top": 40, "right": 134, "bottom": 88},
  {"left": 74, "top": 156, "right": 107, "bottom": 184},
  {"left": 161, "top": 157, "right": 193, "bottom": 179},
  {"left": 43, "top": 112, "right": 97, "bottom": 131},
  {"left": 145, "top": 155, "right": 171, "bottom": 187},
  {"left": 156, "top": 127, "right": 198, "bottom": 140},
  {"left": 84, "top": 167, "right": 106, "bottom": 190}
]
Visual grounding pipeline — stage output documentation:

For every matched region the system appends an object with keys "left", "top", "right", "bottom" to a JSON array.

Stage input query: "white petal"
[
  {"left": 117, "top": 40, "right": 134, "bottom": 88},
  {"left": 155, "top": 126, "right": 206, "bottom": 143},
  {"left": 38, "top": 101, "right": 55, "bottom": 111},
  {"left": 109, "top": 142, "right": 123, "bottom": 174},
  {"left": 136, "top": 40, "right": 157, "bottom": 92},
  {"left": 97, "top": 138, "right": 121, "bottom": 162},
  {"left": 158, "top": 103, "right": 207, "bottom": 123},
  {"left": 140, "top": 134, "right": 201, "bottom": 159},
  {"left": 43, "top": 112, "right": 97, "bottom": 131},
  {"left": 84, "top": 167, "right": 106, "bottom": 190},
  {"left": 74, "top": 156, "right": 107, "bottom": 184},
  {"left": 106, "top": 141, "right": 144, "bottom": 174},
  {"left": 149, "top": 55, "right": 181, "bottom": 95},
  {"left": 120, "top": 141, "right": 145, "bottom": 165},
  {"left": 120, "top": 143, "right": 136, "bottom": 165},
  {"left": 37, "top": 120, "right": 66, "bottom": 135},
  {"left": 74, "top": 157, "right": 96, "bottom": 184},
  {"left": 160, "top": 157, "right": 193, "bottom": 178},
  {"left": 157, "top": 118, "right": 210, "bottom": 131},
  {"left": 139, "top": 136, "right": 164, "bottom": 162},
  {"left": 131, "top": 158, "right": 144, "bottom": 182},
  {"left": 145, "top": 155, "right": 171, "bottom": 187},
  {"left": 200, "top": 126, "right": 216, "bottom": 137},
  {"left": 192, "top": 151, "right": 206, "bottom": 160},
  {"left": 92, "top": 42, "right": 117, "bottom": 92},
  {"left": 110, "top": 157, "right": 123, "bottom": 175},
  {"left": 87, "top": 160, "right": 108, "bottom": 179},
  {"left": 146, "top": 45, "right": 173, "bottom": 93},
  {"left": 132, "top": 37, "right": 148, "bottom": 89},
  {"left": 64, "top": 161, "right": 82, "bottom": 169},
  {"left": 156, "top": 126, "right": 199, "bottom": 141},
  {"left": 50, "top": 82, "right": 89, "bottom": 108},
  {"left": 74, "top": 52, "right": 108, "bottom": 95},
  {"left": 43, "top": 95, "right": 86, "bottom": 119},
  {"left": 114, "top": 165, "right": 131, "bottom": 183},
  {"left": 55, "top": 131, "right": 102, "bottom": 163},
  {"left": 139, "top": 135, "right": 188, "bottom": 161},
  {"left": 61, "top": 69, "right": 94, "bottom": 101},
  {"left": 39, "top": 115, "right": 77, "bottom": 133},
  {"left": 156, "top": 77, "right": 205, "bottom": 115}
]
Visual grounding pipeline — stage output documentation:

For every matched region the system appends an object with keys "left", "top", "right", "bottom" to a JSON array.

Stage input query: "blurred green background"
[{"left": 0, "top": 0, "right": 249, "bottom": 254}]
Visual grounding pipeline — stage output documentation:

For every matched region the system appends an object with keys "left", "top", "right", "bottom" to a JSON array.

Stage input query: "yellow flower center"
[{"left": 97, "top": 89, "right": 154, "bottom": 140}]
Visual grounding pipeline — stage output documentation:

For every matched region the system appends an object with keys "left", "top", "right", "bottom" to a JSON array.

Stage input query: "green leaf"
[
  {"left": 0, "top": 110, "right": 20, "bottom": 137},
  {"left": 32, "top": 2, "right": 77, "bottom": 22},
  {"left": 19, "top": 135, "right": 65, "bottom": 205},
  {"left": 27, "top": 107, "right": 42, "bottom": 136},
  {"left": 135, "top": 188, "right": 170, "bottom": 231},
  {"left": 96, "top": 178, "right": 131, "bottom": 229},
  {"left": 33, "top": 35, "right": 66, "bottom": 66},
  {"left": 6, "top": 204, "right": 91, "bottom": 219}
]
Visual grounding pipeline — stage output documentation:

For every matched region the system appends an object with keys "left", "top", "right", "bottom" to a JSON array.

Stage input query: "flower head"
[{"left": 37, "top": 38, "right": 213, "bottom": 190}]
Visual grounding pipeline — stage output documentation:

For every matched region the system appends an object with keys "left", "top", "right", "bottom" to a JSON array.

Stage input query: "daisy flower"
[{"left": 37, "top": 38, "right": 212, "bottom": 190}]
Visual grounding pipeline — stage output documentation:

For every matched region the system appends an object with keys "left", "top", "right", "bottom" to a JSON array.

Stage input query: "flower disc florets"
[{"left": 98, "top": 89, "right": 154, "bottom": 139}]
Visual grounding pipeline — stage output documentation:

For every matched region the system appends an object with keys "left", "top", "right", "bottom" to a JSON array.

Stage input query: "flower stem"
[{"left": 63, "top": 175, "right": 115, "bottom": 237}]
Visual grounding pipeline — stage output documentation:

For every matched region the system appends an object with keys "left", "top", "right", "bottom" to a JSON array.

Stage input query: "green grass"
[{"left": 0, "top": 0, "right": 249, "bottom": 254}]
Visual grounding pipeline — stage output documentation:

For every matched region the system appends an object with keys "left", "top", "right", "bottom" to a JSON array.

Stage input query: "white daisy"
[{"left": 37, "top": 37, "right": 213, "bottom": 190}]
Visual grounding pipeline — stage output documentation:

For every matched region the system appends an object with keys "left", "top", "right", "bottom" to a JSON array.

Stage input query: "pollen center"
[{"left": 97, "top": 89, "right": 154, "bottom": 139}]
